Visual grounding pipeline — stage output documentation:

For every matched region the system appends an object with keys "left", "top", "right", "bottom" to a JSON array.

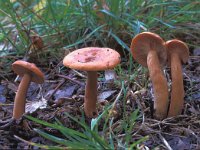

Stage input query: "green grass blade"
[
  {"left": 34, "top": 128, "right": 91, "bottom": 149},
  {"left": 54, "top": 118, "right": 98, "bottom": 148},
  {"left": 128, "top": 136, "right": 149, "bottom": 150},
  {"left": 14, "top": 135, "right": 65, "bottom": 150},
  {"left": 109, "top": 32, "right": 130, "bottom": 51},
  {"left": 25, "top": 115, "right": 87, "bottom": 139},
  {"left": 64, "top": 112, "right": 111, "bottom": 149},
  {"left": 64, "top": 24, "right": 106, "bottom": 49}
]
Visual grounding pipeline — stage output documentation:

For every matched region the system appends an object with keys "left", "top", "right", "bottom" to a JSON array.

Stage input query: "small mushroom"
[
  {"left": 12, "top": 60, "right": 44, "bottom": 119},
  {"left": 0, "top": 60, "right": 44, "bottom": 129},
  {"left": 165, "top": 39, "right": 189, "bottom": 117},
  {"left": 63, "top": 47, "right": 120, "bottom": 118},
  {"left": 130, "top": 32, "right": 169, "bottom": 120}
]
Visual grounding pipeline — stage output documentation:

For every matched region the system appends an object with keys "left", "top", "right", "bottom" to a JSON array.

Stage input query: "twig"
[
  {"left": 45, "top": 79, "right": 66, "bottom": 100},
  {"left": 0, "top": 55, "right": 22, "bottom": 59},
  {"left": 159, "top": 133, "right": 173, "bottom": 150},
  {"left": 0, "top": 103, "right": 13, "bottom": 106},
  {"left": 72, "top": 69, "right": 86, "bottom": 78},
  {"left": 56, "top": 74, "right": 85, "bottom": 87},
  {"left": 0, "top": 118, "right": 15, "bottom": 130},
  {"left": 117, "top": 114, "right": 146, "bottom": 138},
  {"left": 108, "top": 85, "right": 123, "bottom": 117},
  {"left": 189, "top": 56, "right": 200, "bottom": 59},
  {"left": 130, "top": 88, "right": 146, "bottom": 112}
]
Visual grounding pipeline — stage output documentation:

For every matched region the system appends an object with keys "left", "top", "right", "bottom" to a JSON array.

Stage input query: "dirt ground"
[{"left": 0, "top": 47, "right": 200, "bottom": 149}]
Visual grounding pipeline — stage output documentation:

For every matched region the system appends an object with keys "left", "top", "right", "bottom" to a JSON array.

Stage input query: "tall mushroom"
[
  {"left": 12, "top": 60, "right": 44, "bottom": 119},
  {"left": 0, "top": 60, "right": 44, "bottom": 129},
  {"left": 63, "top": 47, "right": 120, "bottom": 118},
  {"left": 130, "top": 32, "right": 169, "bottom": 120},
  {"left": 165, "top": 39, "right": 189, "bottom": 117}
]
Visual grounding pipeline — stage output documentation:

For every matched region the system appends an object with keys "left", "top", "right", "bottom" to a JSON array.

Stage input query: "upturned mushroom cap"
[
  {"left": 12, "top": 60, "right": 44, "bottom": 84},
  {"left": 165, "top": 39, "right": 189, "bottom": 64},
  {"left": 63, "top": 47, "right": 121, "bottom": 71},
  {"left": 130, "top": 32, "right": 167, "bottom": 67}
]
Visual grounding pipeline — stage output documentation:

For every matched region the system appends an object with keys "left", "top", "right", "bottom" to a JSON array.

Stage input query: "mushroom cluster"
[
  {"left": 0, "top": 33, "right": 189, "bottom": 130},
  {"left": 1, "top": 47, "right": 120, "bottom": 128},
  {"left": 130, "top": 32, "right": 189, "bottom": 120},
  {"left": 130, "top": 32, "right": 169, "bottom": 120}
]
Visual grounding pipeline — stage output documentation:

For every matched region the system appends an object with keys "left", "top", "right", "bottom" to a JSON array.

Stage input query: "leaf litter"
[{"left": 0, "top": 47, "right": 200, "bottom": 149}]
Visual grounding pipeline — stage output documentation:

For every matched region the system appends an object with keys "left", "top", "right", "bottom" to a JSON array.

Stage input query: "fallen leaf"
[
  {"left": 193, "top": 48, "right": 200, "bottom": 56},
  {"left": 45, "top": 89, "right": 54, "bottom": 99},
  {"left": 25, "top": 97, "right": 47, "bottom": 113},
  {"left": 188, "top": 106, "right": 200, "bottom": 115},
  {"left": 53, "top": 97, "right": 73, "bottom": 107},
  {"left": 169, "top": 137, "right": 191, "bottom": 150},
  {"left": 0, "top": 85, "right": 6, "bottom": 103},
  {"left": 7, "top": 82, "right": 18, "bottom": 93},
  {"left": 54, "top": 85, "right": 77, "bottom": 100},
  {"left": 0, "top": 85, "right": 5, "bottom": 94},
  {"left": 97, "top": 90, "right": 116, "bottom": 102},
  {"left": 104, "top": 70, "right": 117, "bottom": 81},
  {"left": 0, "top": 95, "right": 6, "bottom": 103}
]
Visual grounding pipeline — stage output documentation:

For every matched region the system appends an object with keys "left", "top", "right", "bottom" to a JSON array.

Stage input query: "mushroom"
[
  {"left": 165, "top": 39, "right": 189, "bottom": 117},
  {"left": 12, "top": 60, "right": 44, "bottom": 119},
  {"left": 63, "top": 47, "right": 120, "bottom": 118},
  {"left": 130, "top": 32, "right": 169, "bottom": 120},
  {"left": 0, "top": 60, "right": 44, "bottom": 129}
]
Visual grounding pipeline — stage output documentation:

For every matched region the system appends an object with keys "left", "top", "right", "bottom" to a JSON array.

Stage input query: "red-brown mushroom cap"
[
  {"left": 63, "top": 47, "right": 121, "bottom": 71},
  {"left": 130, "top": 32, "right": 167, "bottom": 67},
  {"left": 165, "top": 39, "right": 189, "bottom": 64},
  {"left": 12, "top": 60, "right": 44, "bottom": 84}
]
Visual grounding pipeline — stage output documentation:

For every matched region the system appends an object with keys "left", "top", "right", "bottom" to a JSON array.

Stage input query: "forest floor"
[
  {"left": 0, "top": 46, "right": 200, "bottom": 149},
  {"left": 0, "top": 1, "right": 200, "bottom": 149}
]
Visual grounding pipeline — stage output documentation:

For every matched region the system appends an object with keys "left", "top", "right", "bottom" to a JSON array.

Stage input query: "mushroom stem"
[
  {"left": 13, "top": 73, "right": 31, "bottom": 119},
  {"left": 147, "top": 50, "right": 169, "bottom": 119},
  {"left": 168, "top": 53, "right": 184, "bottom": 117},
  {"left": 84, "top": 71, "right": 98, "bottom": 118}
]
